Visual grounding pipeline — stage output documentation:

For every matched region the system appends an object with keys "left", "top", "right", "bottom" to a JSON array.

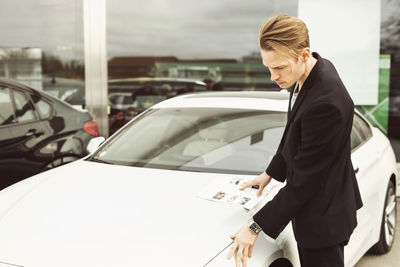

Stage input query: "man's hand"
[
  {"left": 227, "top": 172, "right": 270, "bottom": 266},
  {"left": 227, "top": 225, "right": 258, "bottom": 267},
  {"left": 240, "top": 171, "right": 272, "bottom": 197}
]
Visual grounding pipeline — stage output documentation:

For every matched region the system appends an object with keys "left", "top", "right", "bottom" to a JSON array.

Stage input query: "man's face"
[{"left": 261, "top": 49, "right": 306, "bottom": 89}]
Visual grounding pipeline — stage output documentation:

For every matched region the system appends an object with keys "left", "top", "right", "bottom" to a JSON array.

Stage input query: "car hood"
[{"left": 0, "top": 160, "right": 273, "bottom": 267}]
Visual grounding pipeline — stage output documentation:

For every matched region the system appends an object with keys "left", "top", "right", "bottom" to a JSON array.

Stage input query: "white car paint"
[
  {"left": 0, "top": 161, "right": 288, "bottom": 267},
  {"left": 345, "top": 123, "right": 398, "bottom": 266},
  {"left": 0, "top": 92, "right": 397, "bottom": 267}
]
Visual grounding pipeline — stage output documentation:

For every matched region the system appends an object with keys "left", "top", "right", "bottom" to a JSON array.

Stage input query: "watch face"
[{"left": 250, "top": 223, "right": 261, "bottom": 234}]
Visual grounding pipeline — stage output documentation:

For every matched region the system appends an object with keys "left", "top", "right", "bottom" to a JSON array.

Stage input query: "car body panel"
[
  {"left": 0, "top": 160, "right": 282, "bottom": 266},
  {"left": 346, "top": 127, "right": 395, "bottom": 266}
]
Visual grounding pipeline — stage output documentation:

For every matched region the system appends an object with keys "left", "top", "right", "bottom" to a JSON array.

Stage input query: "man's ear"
[{"left": 300, "top": 48, "right": 311, "bottom": 62}]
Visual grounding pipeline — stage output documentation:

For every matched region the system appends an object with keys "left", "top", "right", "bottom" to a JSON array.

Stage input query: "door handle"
[
  {"left": 354, "top": 167, "right": 359, "bottom": 174},
  {"left": 25, "top": 129, "right": 44, "bottom": 137}
]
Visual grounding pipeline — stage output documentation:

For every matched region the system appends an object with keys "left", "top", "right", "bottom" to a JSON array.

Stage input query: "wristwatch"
[{"left": 248, "top": 218, "right": 262, "bottom": 234}]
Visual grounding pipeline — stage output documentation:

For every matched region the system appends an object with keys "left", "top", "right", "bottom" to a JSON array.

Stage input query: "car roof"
[
  {"left": 109, "top": 77, "right": 207, "bottom": 86},
  {"left": 182, "top": 90, "right": 290, "bottom": 100},
  {"left": 0, "top": 78, "right": 88, "bottom": 112},
  {"left": 152, "top": 90, "right": 290, "bottom": 112},
  {"left": 0, "top": 78, "right": 37, "bottom": 92}
]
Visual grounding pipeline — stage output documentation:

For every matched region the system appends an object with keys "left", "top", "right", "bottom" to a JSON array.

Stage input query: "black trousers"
[{"left": 297, "top": 240, "right": 347, "bottom": 267}]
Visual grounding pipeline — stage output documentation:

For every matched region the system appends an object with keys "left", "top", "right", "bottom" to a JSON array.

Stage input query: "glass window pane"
[
  {"left": 351, "top": 126, "right": 362, "bottom": 150},
  {"left": 36, "top": 99, "right": 52, "bottom": 119},
  {"left": 0, "top": 1, "right": 85, "bottom": 102},
  {"left": 0, "top": 87, "right": 16, "bottom": 125},
  {"left": 106, "top": 0, "right": 297, "bottom": 133},
  {"left": 353, "top": 114, "right": 372, "bottom": 142},
  {"left": 13, "top": 90, "right": 35, "bottom": 122}
]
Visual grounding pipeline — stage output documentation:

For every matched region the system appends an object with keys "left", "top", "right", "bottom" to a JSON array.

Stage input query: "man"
[{"left": 227, "top": 14, "right": 363, "bottom": 267}]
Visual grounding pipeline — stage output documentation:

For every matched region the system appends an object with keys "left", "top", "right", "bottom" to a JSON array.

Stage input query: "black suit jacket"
[{"left": 253, "top": 52, "right": 363, "bottom": 248}]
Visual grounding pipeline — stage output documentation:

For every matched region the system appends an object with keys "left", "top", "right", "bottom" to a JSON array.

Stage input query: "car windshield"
[
  {"left": 136, "top": 95, "right": 167, "bottom": 109},
  {"left": 90, "top": 107, "right": 286, "bottom": 175}
]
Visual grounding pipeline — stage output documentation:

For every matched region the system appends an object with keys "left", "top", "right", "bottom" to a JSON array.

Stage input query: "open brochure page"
[{"left": 197, "top": 176, "right": 269, "bottom": 210}]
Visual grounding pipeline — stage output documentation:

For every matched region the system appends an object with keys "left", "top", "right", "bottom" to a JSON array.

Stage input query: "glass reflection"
[
  {"left": 92, "top": 108, "right": 286, "bottom": 175},
  {"left": 0, "top": 0, "right": 84, "bottom": 102},
  {"left": 105, "top": 0, "right": 297, "bottom": 133}
]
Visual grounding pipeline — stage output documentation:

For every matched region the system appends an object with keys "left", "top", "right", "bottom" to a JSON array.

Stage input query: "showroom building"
[{"left": 0, "top": 0, "right": 399, "bottom": 157}]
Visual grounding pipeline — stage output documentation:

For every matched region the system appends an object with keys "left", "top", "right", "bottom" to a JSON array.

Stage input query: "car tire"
[{"left": 369, "top": 180, "right": 396, "bottom": 254}]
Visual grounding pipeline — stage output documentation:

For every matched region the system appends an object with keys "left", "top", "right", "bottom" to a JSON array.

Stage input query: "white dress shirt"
[{"left": 290, "top": 82, "right": 300, "bottom": 110}]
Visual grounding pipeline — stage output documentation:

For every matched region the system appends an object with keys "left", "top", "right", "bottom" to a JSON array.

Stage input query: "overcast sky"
[
  {"left": 106, "top": 0, "right": 297, "bottom": 60},
  {"left": 1, "top": 0, "right": 398, "bottom": 63},
  {"left": 0, "top": 0, "right": 297, "bottom": 62}
]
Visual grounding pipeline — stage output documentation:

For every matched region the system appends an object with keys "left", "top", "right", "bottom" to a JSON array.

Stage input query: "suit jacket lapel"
[
  {"left": 287, "top": 86, "right": 307, "bottom": 124},
  {"left": 287, "top": 84, "right": 295, "bottom": 121},
  {"left": 274, "top": 84, "right": 298, "bottom": 149}
]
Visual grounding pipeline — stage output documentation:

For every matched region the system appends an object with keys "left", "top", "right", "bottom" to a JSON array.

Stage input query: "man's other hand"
[
  {"left": 240, "top": 172, "right": 272, "bottom": 197},
  {"left": 228, "top": 225, "right": 258, "bottom": 267}
]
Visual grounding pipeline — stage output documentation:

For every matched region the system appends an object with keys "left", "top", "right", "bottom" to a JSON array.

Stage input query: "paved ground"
[{"left": 355, "top": 197, "right": 400, "bottom": 267}]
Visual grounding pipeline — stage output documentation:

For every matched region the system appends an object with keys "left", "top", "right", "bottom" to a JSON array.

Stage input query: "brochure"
[{"left": 197, "top": 176, "right": 269, "bottom": 210}]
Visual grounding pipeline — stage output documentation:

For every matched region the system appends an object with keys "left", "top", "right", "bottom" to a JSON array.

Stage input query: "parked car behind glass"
[
  {"left": 0, "top": 78, "right": 99, "bottom": 190},
  {"left": 61, "top": 77, "right": 208, "bottom": 135},
  {"left": 107, "top": 77, "right": 208, "bottom": 134}
]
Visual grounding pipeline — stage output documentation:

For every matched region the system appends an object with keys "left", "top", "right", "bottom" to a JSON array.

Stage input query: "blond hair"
[{"left": 259, "top": 14, "right": 310, "bottom": 61}]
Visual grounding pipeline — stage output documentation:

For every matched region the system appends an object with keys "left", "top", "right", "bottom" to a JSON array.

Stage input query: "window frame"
[
  {"left": 0, "top": 86, "right": 17, "bottom": 128},
  {"left": 30, "top": 93, "right": 55, "bottom": 121},
  {"left": 351, "top": 112, "right": 373, "bottom": 152},
  {"left": 9, "top": 88, "right": 39, "bottom": 125}
]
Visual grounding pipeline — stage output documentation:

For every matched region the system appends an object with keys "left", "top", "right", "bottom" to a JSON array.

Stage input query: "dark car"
[{"left": 0, "top": 78, "right": 99, "bottom": 189}]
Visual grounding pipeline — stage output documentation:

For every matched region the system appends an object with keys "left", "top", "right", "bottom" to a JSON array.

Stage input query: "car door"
[
  {"left": 0, "top": 86, "right": 48, "bottom": 189},
  {"left": 0, "top": 87, "right": 18, "bottom": 186},
  {"left": 345, "top": 113, "right": 385, "bottom": 263}
]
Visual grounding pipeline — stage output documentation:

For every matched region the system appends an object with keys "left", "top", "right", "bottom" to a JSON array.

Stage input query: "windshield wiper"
[{"left": 87, "top": 157, "right": 115, "bottom": 165}]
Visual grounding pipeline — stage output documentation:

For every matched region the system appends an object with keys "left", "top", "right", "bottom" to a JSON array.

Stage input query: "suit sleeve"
[
  {"left": 265, "top": 145, "right": 287, "bottom": 182},
  {"left": 254, "top": 103, "right": 344, "bottom": 239},
  {"left": 265, "top": 90, "right": 292, "bottom": 182}
]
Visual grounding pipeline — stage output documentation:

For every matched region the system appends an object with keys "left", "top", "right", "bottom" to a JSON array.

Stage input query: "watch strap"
[{"left": 248, "top": 218, "right": 262, "bottom": 234}]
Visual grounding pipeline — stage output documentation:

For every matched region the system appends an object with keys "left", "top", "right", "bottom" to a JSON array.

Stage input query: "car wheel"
[
  {"left": 41, "top": 156, "right": 79, "bottom": 172},
  {"left": 370, "top": 180, "right": 396, "bottom": 254}
]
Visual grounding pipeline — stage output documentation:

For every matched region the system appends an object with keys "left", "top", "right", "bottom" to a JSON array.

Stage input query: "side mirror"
[{"left": 87, "top": 136, "right": 105, "bottom": 154}]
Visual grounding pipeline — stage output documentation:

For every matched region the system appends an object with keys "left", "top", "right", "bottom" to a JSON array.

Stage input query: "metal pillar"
[{"left": 83, "top": 0, "right": 109, "bottom": 137}]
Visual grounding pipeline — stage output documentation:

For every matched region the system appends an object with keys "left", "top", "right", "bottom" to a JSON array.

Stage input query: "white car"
[{"left": 0, "top": 91, "right": 397, "bottom": 267}]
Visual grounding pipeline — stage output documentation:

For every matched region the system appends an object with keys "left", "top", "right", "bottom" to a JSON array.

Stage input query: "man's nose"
[{"left": 270, "top": 71, "right": 279, "bottom": 82}]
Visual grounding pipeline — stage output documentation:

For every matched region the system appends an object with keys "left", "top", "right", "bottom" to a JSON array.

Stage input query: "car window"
[
  {"left": 353, "top": 114, "right": 372, "bottom": 142},
  {"left": 350, "top": 127, "right": 362, "bottom": 150},
  {"left": 122, "top": 95, "right": 134, "bottom": 104},
  {"left": 0, "top": 87, "right": 16, "bottom": 125},
  {"left": 30, "top": 93, "right": 53, "bottom": 119},
  {"left": 12, "top": 90, "right": 36, "bottom": 123},
  {"left": 351, "top": 114, "right": 372, "bottom": 151},
  {"left": 135, "top": 95, "right": 166, "bottom": 109},
  {"left": 36, "top": 99, "right": 52, "bottom": 119},
  {"left": 92, "top": 108, "right": 286, "bottom": 175},
  {"left": 109, "top": 95, "right": 119, "bottom": 105}
]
